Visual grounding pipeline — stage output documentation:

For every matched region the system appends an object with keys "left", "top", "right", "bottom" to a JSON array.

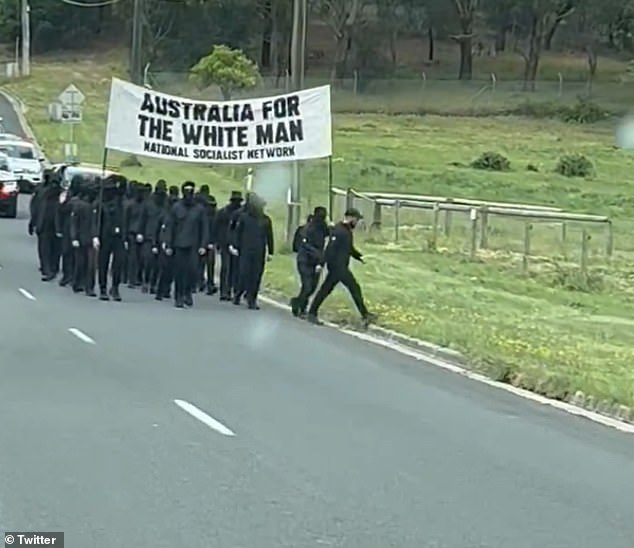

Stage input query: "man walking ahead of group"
[{"left": 306, "top": 208, "right": 375, "bottom": 327}]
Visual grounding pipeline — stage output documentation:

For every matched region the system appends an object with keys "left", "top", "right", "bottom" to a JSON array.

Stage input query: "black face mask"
[
  {"left": 135, "top": 193, "right": 143, "bottom": 202},
  {"left": 183, "top": 189, "right": 194, "bottom": 203}
]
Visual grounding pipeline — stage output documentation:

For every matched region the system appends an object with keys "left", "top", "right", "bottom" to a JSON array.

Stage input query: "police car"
[{"left": 0, "top": 152, "right": 19, "bottom": 218}]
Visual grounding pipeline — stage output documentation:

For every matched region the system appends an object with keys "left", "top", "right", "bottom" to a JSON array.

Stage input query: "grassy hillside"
[{"left": 3, "top": 49, "right": 634, "bottom": 414}]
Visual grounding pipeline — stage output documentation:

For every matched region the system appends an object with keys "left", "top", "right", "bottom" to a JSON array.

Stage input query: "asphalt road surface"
[{"left": 1, "top": 106, "right": 634, "bottom": 548}]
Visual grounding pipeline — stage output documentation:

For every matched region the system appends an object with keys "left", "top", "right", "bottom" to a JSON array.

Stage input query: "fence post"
[
  {"left": 394, "top": 200, "right": 401, "bottom": 243},
  {"left": 606, "top": 221, "right": 613, "bottom": 258},
  {"left": 469, "top": 208, "right": 478, "bottom": 260},
  {"left": 372, "top": 201, "right": 382, "bottom": 230},
  {"left": 444, "top": 198, "right": 453, "bottom": 237},
  {"left": 558, "top": 72, "right": 563, "bottom": 96},
  {"left": 522, "top": 222, "right": 532, "bottom": 275},
  {"left": 479, "top": 205, "right": 489, "bottom": 249},
  {"left": 580, "top": 229, "right": 590, "bottom": 275},
  {"left": 491, "top": 73, "right": 496, "bottom": 92},
  {"left": 422, "top": 71, "right": 427, "bottom": 90},
  {"left": 430, "top": 203, "right": 440, "bottom": 250},
  {"left": 345, "top": 188, "right": 354, "bottom": 210}
]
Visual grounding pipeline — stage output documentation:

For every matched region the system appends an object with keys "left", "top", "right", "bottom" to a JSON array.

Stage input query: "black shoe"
[
  {"left": 59, "top": 278, "right": 70, "bottom": 287},
  {"left": 290, "top": 297, "right": 300, "bottom": 317},
  {"left": 72, "top": 286, "right": 82, "bottom": 293},
  {"left": 175, "top": 300, "right": 185, "bottom": 309},
  {"left": 86, "top": 290, "right": 97, "bottom": 298},
  {"left": 99, "top": 290, "right": 109, "bottom": 301},
  {"left": 232, "top": 296, "right": 241, "bottom": 306},
  {"left": 42, "top": 273, "right": 55, "bottom": 282},
  {"left": 127, "top": 283, "right": 135, "bottom": 289},
  {"left": 362, "top": 312, "right": 377, "bottom": 327},
  {"left": 141, "top": 284, "right": 149, "bottom": 294},
  {"left": 247, "top": 302, "right": 260, "bottom": 310},
  {"left": 150, "top": 286, "right": 156, "bottom": 295},
  {"left": 184, "top": 295, "right": 193, "bottom": 307},
  {"left": 306, "top": 313, "right": 322, "bottom": 325},
  {"left": 155, "top": 293, "right": 163, "bottom": 301},
  {"left": 220, "top": 294, "right": 230, "bottom": 301},
  {"left": 110, "top": 287, "right": 122, "bottom": 302},
  {"left": 206, "top": 286, "right": 218, "bottom": 296}
]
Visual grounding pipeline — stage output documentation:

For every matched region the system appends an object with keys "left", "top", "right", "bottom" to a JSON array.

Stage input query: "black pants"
[
  {"left": 173, "top": 247, "right": 197, "bottom": 303},
  {"left": 308, "top": 267, "right": 368, "bottom": 317},
  {"left": 198, "top": 248, "right": 216, "bottom": 291},
  {"left": 98, "top": 236, "right": 125, "bottom": 291},
  {"left": 237, "top": 251, "right": 265, "bottom": 305},
  {"left": 60, "top": 238, "right": 74, "bottom": 283},
  {"left": 73, "top": 245, "right": 95, "bottom": 293},
  {"left": 37, "top": 230, "right": 59, "bottom": 276},
  {"left": 127, "top": 239, "right": 143, "bottom": 286},
  {"left": 142, "top": 242, "right": 160, "bottom": 290},
  {"left": 294, "top": 259, "right": 320, "bottom": 313},
  {"left": 219, "top": 247, "right": 234, "bottom": 297},
  {"left": 157, "top": 250, "right": 174, "bottom": 297}
]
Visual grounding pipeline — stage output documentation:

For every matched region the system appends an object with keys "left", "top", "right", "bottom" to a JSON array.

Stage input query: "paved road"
[{"left": 1, "top": 103, "right": 634, "bottom": 547}]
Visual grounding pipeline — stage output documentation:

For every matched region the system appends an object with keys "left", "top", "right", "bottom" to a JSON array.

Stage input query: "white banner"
[{"left": 104, "top": 78, "right": 332, "bottom": 164}]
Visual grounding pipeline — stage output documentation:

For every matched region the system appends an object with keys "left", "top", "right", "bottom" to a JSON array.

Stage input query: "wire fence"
[{"left": 148, "top": 72, "right": 634, "bottom": 114}]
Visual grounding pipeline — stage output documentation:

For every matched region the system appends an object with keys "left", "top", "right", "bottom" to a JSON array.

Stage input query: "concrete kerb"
[{"left": 4, "top": 88, "right": 633, "bottom": 435}]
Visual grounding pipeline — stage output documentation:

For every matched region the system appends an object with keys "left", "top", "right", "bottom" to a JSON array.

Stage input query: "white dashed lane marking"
[
  {"left": 174, "top": 399, "right": 236, "bottom": 437},
  {"left": 18, "top": 288, "right": 36, "bottom": 300},
  {"left": 68, "top": 328, "right": 96, "bottom": 345}
]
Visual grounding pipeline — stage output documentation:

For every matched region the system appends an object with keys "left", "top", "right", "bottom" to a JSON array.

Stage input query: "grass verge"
[{"left": 3, "top": 50, "right": 634, "bottom": 412}]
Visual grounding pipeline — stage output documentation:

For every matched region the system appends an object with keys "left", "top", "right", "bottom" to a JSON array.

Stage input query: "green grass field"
[{"left": 3, "top": 49, "right": 634, "bottom": 412}]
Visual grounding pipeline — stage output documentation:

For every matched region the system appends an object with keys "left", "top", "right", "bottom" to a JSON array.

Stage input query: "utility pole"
[
  {"left": 287, "top": 0, "right": 307, "bottom": 243},
  {"left": 21, "top": 0, "right": 30, "bottom": 76},
  {"left": 130, "top": 0, "right": 144, "bottom": 84}
]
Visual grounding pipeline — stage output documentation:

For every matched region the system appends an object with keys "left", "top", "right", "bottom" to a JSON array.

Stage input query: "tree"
[
  {"left": 450, "top": 0, "right": 479, "bottom": 80},
  {"left": 517, "top": 0, "right": 576, "bottom": 91},
  {"left": 190, "top": 45, "right": 260, "bottom": 99},
  {"left": 312, "top": 0, "right": 368, "bottom": 82}
]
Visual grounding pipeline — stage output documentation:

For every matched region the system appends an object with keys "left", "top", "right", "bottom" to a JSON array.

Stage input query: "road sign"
[
  {"left": 58, "top": 84, "right": 84, "bottom": 124},
  {"left": 58, "top": 84, "right": 85, "bottom": 106}
]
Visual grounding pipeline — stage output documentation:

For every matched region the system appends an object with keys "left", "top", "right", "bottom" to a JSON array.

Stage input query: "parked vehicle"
[
  {"left": 0, "top": 140, "right": 44, "bottom": 193},
  {"left": 0, "top": 152, "right": 18, "bottom": 218},
  {"left": 50, "top": 163, "right": 119, "bottom": 190}
]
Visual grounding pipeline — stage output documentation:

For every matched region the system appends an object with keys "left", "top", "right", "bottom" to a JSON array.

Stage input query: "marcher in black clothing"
[
  {"left": 232, "top": 193, "right": 274, "bottom": 310},
  {"left": 28, "top": 179, "right": 47, "bottom": 274},
  {"left": 195, "top": 185, "right": 218, "bottom": 295},
  {"left": 55, "top": 175, "right": 82, "bottom": 287},
  {"left": 124, "top": 182, "right": 147, "bottom": 287},
  {"left": 164, "top": 181, "right": 209, "bottom": 308},
  {"left": 120, "top": 180, "right": 135, "bottom": 284},
  {"left": 168, "top": 185, "right": 179, "bottom": 206},
  {"left": 70, "top": 184, "right": 98, "bottom": 296},
  {"left": 29, "top": 171, "right": 62, "bottom": 280},
  {"left": 142, "top": 180, "right": 168, "bottom": 294},
  {"left": 291, "top": 207, "right": 330, "bottom": 317},
  {"left": 306, "top": 208, "right": 374, "bottom": 326},
  {"left": 215, "top": 190, "right": 243, "bottom": 300},
  {"left": 94, "top": 175, "right": 127, "bottom": 301},
  {"left": 292, "top": 214, "right": 313, "bottom": 254}
]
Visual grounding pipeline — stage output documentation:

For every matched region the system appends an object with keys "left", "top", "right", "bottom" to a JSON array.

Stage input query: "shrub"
[
  {"left": 471, "top": 151, "right": 511, "bottom": 171},
  {"left": 558, "top": 98, "right": 609, "bottom": 124},
  {"left": 555, "top": 153, "right": 594, "bottom": 177},
  {"left": 120, "top": 154, "right": 142, "bottom": 167}
]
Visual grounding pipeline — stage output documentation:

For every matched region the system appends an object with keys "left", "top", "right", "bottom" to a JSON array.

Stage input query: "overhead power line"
[{"left": 59, "top": 0, "right": 122, "bottom": 7}]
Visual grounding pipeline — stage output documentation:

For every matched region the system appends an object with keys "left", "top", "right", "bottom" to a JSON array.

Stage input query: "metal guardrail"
[{"left": 330, "top": 186, "right": 613, "bottom": 268}]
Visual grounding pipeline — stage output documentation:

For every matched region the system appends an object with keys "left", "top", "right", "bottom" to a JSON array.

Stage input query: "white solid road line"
[
  {"left": 67, "top": 327, "right": 96, "bottom": 345},
  {"left": 173, "top": 399, "right": 236, "bottom": 437},
  {"left": 257, "top": 295, "right": 634, "bottom": 435},
  {"left": 18, "top": 288, "right": 36, "bottom": 301}
]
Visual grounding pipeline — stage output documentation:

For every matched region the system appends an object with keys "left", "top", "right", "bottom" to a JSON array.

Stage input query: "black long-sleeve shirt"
[
  {"left": 324, "top": 221, "right": 362, "bottom": 271},
  {"left": 164, "top": 199, "right": 209, "bottom": 249}
]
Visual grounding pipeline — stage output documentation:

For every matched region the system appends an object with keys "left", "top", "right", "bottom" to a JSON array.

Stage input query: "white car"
[
  {"left": 0, "top": 133, "right": 23, "bottom": 141},
  {"left": 0, "top": 140, "right": 44, "bottom": 193},
  {"left": 50, "top": 163, "right": 119, "bottom": 190},
  {"left": 0, "top": 152, "right": 18, "bottom": 218}
]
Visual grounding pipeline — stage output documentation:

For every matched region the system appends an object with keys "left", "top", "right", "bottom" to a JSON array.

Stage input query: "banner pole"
[
  {"left": 328, "top": 155, "right": 333, "bottom": 219},
  {"left": 96, "top": 147, "right": 109, "bottom": 236}
]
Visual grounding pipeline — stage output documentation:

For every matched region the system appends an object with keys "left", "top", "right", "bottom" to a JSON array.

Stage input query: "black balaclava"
[
  {"left": 168, "top": 185, "right": 179, "bottom": 204},
  {"left": 69, "top": 175, "right": 83, "bottom": 197},
  {"left": 154, "top": 179, "right": 167, "bottom": 206},
  {"left": 143, "top": 183, "right": 152, "bottom": 200},
  {"left": 181, "top": 181, "right": 195, "bottom": 205},
  {"left": 134, "top": 182, "right": 144, "bottom": 202},
  {"left": 209, "top": 195, "right": 217, "bottom": 212}
]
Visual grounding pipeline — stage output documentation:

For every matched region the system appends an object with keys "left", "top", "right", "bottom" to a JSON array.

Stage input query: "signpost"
[{"left": 59, "top": 84, "right": 84, "bottom": 162}]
